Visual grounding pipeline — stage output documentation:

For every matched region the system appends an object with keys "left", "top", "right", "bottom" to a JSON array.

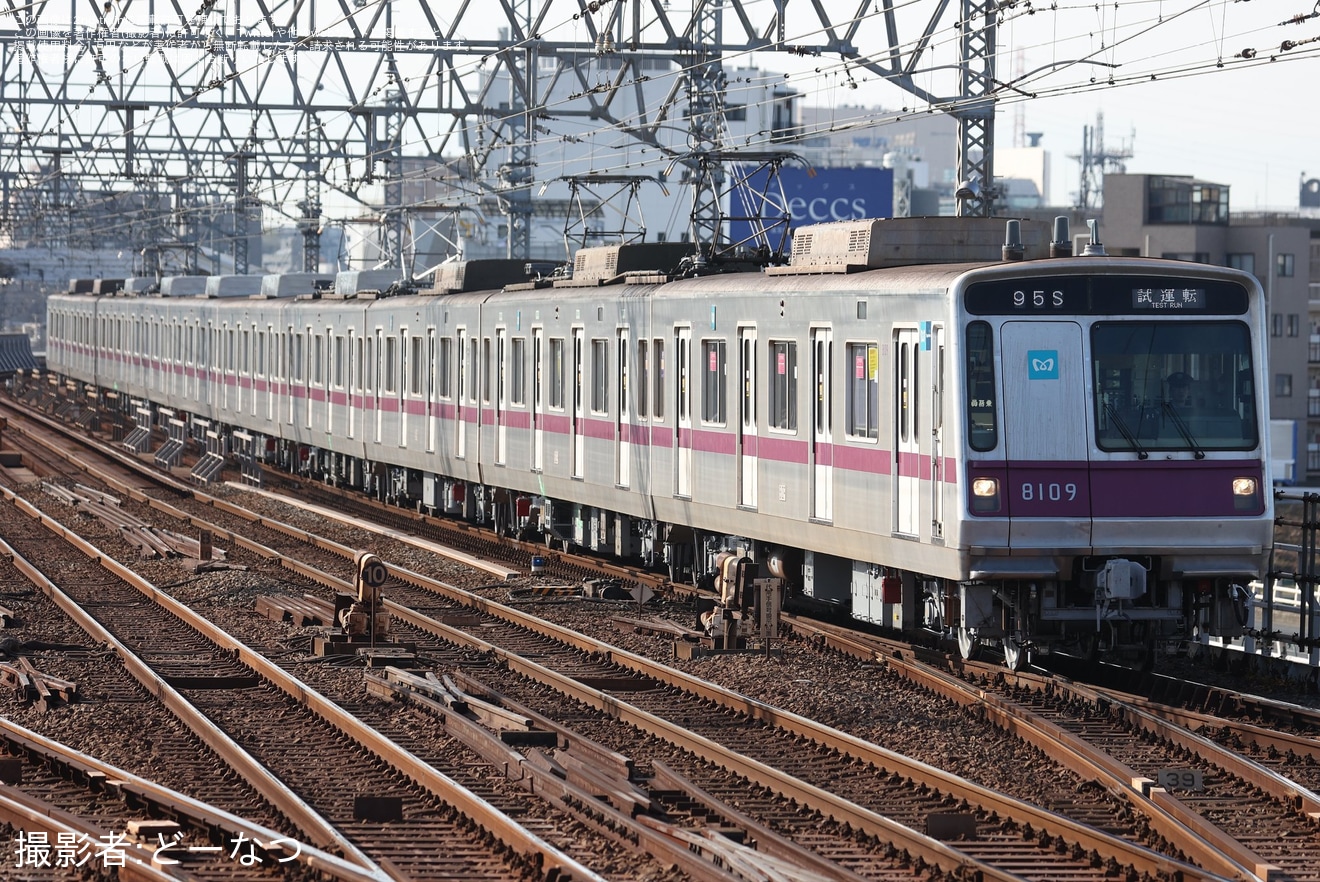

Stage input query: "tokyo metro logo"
[{"left": 1027, "top": 350, "right": 1059, "bottom": 379}]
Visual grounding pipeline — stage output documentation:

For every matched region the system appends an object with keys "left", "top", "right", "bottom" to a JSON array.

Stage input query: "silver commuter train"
[{"left": 45, "top": 216, "right": 1273, "bottom": 668}]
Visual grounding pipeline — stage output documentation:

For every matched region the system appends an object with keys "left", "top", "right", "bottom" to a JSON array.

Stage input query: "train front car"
[{"left": 954, "top": 249, "right": 1271, "bottom": 668}]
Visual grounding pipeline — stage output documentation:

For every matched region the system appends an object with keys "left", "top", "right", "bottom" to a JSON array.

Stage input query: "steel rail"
[
  {"left": 379, "top": 585, "right": 1229, "bottom": 882},
  {"left": 0, "top": 717, "right": 385, "bottom": 882},
  {"left": 0, "top": 487, "right": 610, "bottom": 882},
  {"left": 0, "top": 488, "right": 390, "bottom": 880},
  {"left": 782, "top": 614, "right": 1294, "bottom": 882}
]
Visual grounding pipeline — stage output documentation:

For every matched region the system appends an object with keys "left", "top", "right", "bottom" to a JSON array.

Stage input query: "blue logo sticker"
[{"left": 1027, "top": 350, "right": 1059, "bottom": 380}]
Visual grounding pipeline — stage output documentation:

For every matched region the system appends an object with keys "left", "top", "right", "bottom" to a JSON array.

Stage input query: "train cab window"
[
  {"left": 702, "top": 339, "right": 727, "bottom": 425},
  {"left": 549, "top": 338, "right": 566, "bottom": 410},
  {"left": 846, "top": 342, "right": 879, "bottom": 440},
  {"left": 1092, "top": 321, "right": 1256, "bottom": 452},
  {"left": 965, "top": 321, "right": 998, "bottom": 451},
  {"left": 769, "top": 340, "right": 797, "bottom": 432}
]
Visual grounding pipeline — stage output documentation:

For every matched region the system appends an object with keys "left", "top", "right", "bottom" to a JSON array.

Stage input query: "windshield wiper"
[
  {"left": 1104, "top": 402, "right": 1147, "bottom": 459},
  {"left": 1162, "top": 402, "right": 1206, "bottom": 459}
]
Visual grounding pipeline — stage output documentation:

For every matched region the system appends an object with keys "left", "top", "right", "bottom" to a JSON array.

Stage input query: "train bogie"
[{"left": 44, "top": 217, "right": 1274, "bottom": 669}]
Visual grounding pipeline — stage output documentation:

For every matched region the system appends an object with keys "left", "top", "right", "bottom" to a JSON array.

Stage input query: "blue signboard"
[{"left": 729, "top": 166, "right": 894, "bottom": 247}]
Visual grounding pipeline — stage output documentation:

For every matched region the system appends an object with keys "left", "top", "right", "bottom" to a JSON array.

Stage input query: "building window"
[
  {"left": 1146, "top": 176, "right": 1229, "bottom": 225},
  {"left": 1227, "top": 253, "right": 1255, "bottom": 275},
  {"left": 1276, "top": 373, "right": 1293, "bottom": 397},
  {"left": 1273, "top": 313, "right": 1284, "bottom": 337},
  {"left": 1277, "top": 253, "right": 1295, "bottom": 277},
  {"left": 1288, "top": 315, "right": 1301, "bottom": 337}
]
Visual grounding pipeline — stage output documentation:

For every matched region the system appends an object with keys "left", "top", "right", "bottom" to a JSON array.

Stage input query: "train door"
[
  {"left": 374, "top": 329, "right": 384, "bottom": 444},
  {"left": 456, "top": 328, "right": 468, "bottom": 459},
  {"left": 616, "top": 328, "right": 630, "bottom": 488},
  {"left": 348, "top": 331, "right": 358, "bottom": 439},
  {"left": 533, "top": 328, "right": 544, "bottom": 471},
  {"left": 931, "top": 325, "right": 945, "bottom": 540},
  {"left": 427, "top": 330, "right": 437, "bottom": 453},
  {"left": 894, "top": 327, "right": 920, "bottom": 536},
  {"left": 738, "top": 326, "right": 757, "bottom": 508},
  {"left": 398, "top": 332, "right": 408, "bottom": 447},
  {"left": 810, "top": 327, "right": 832, "bottom": 521},
  {"left": 495, "top": 328, "right": 507, "bottom": 465},
  {"left": 999, "top": 321, "right": 1091, "bottom": 545},
  {"left": 675, "top": 326, "right": 693, "bottom": 497},
  {"left": 572, "top": 327, "right": 585, "bottom": 479}
]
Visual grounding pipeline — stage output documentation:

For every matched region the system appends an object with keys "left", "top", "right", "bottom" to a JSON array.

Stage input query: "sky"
[{"left": 747, "top": 0, "right": 1320, "bottom": 210}]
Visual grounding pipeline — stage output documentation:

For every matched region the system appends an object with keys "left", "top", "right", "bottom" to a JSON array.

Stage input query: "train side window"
[
  {"left": 481, "top": 337, "right": 492, "bottom": 404},
  {"left": 637, "top": 339, "right": 649, "bottom": 419},
  {"left": 591, "top": 338, "right": 609, "bottom": 414},
  {"left": 769, "top": 340, "right": 797, "bottom": 432},
  {"left": 409, "top": 335, "right": 424, "bottom": 395},
  {"left": 846, "top": 342, "right": 879, "bottom": 440},
  {"left": 549, "top": 337, "right": 565, "bottom": 409},
  {"left": 438, "top": 337, "right": 453, "bottom": 399},
  {"left": 965, "top": 321, "right": 998, "bottom": 451},
  {"left": 701, "top": 339, "right": 727, "bottom": 425},
  {"left": 652, "top": 338, "right": 665, "bottom": 421},
  {"left": 384, "top": 334, "right": 397, "bottom": 394},
  {"left": 469, "top": 337, "right": 480, "bottom": 404},
  {"left": 510, "top": 337, "right": 526, "bottom": 405}
]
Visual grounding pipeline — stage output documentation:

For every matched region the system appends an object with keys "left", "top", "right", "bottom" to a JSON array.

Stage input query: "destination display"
[{"left": 963, "top": 275, "right": 1248, "bottom": 315}]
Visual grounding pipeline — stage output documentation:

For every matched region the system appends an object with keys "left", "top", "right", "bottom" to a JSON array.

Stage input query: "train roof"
[
  {"left": 260, "top": 272, "right": 334, "bottom": 299},
  {"left": 205, "top": 275, "right": 264, "bottom": 298},
  {"left": 159, "top": 275, "right": 209, "bottom": 297}
]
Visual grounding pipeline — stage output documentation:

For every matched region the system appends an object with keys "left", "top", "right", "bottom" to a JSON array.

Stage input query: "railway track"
[
  {"left": 7, "top": 394, "right": 1320, "bottom": 879},
  {"left": 784, "top": 614, "right": 1320, "bottom": 880},
  {"left": 0, "top": 487, "right": 618, "bottom": 882}
]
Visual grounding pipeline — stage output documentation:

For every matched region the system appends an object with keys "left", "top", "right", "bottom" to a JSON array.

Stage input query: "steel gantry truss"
[{"left": 0, "top": 0, "right": 1000, "bottom": 274}]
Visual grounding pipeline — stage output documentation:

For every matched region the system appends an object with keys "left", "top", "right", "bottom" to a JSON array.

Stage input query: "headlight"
[
  {"left": 1232, "top": 476, "right": 1258, "bottom": 511},
  {"left": 1231, "top": 477, "right": 1257, "bottom": 496},
  {"left": 971, "top": 477, "right": 1000, "bottom": 512}
]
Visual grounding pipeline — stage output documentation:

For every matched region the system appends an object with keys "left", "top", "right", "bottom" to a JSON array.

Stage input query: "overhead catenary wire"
[{"left": 0, "top": 0, "right": 1314, "bottom": 257}]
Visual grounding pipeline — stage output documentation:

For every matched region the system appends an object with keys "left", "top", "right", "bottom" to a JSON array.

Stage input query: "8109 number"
[{"left": 1020, "top": 482, "right": 1078, "bottom": 502}]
